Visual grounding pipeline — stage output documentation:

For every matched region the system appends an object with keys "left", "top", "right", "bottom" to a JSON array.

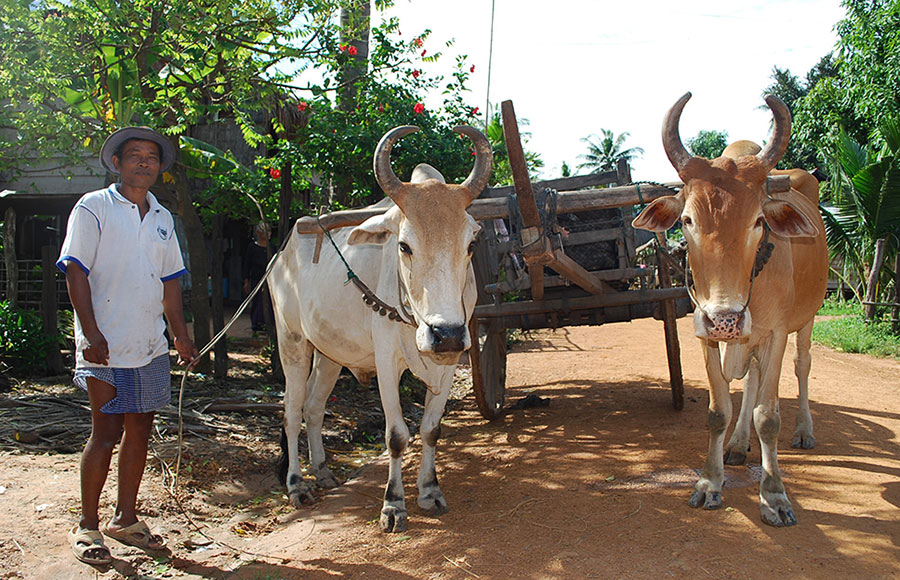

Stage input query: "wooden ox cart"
[{"left": 292, "top": 100, "right": 693, "bottom": 420}]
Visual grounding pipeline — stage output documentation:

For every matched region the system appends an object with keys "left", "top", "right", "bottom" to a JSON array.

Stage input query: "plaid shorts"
[{"left": 74, "top": 354, "right": 171, "bottom": 414}]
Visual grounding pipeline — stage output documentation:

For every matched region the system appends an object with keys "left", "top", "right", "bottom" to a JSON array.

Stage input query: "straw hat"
[{"left": 99, "top": 126, "right": 176, "bottom": 174}]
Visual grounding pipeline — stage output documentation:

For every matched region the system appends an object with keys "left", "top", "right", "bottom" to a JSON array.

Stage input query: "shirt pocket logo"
[{"left": 157, "top": 226, "right": 169, "bottom": 240}]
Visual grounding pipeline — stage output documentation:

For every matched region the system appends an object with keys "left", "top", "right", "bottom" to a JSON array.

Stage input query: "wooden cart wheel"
[{"left": 468, "top": 317, "right": 507, "bottom": 420}]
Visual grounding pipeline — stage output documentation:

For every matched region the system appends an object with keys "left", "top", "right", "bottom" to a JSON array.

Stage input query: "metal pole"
[{"left": 484, "top": 0, "right": 496, "bottom": 127}]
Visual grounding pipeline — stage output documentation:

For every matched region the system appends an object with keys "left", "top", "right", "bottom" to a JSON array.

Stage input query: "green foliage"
[
  {"left": 0, "top": 301, "right": 58, "bottom": 371},
  {"left": 817, "top": 294, "right": 862, "bottom": 316},
  {"left": 820, "top": 117, "right": 900, "bottom": 302},
  {"left": 813, "top": 315, "right": 900, "bottom": 359},
  {"left": 577, "top": 129, "right": 644, "bottom": 174},
  {"left": 686, "top": 130, "right": 729, "bottom": 159},
  {"left": 792, "top": 0, "right": 900, "bottom": 170},
  {"left": 482, "top": 104, "right": 543, "bottom": 186}
]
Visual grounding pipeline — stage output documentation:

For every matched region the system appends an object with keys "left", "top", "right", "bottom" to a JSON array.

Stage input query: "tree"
[
  {"left": 577, "top": 130, "right": 643, "bottom": 174},
  {"left": 792, "top": 0, "right": 900, "bottom": 170},
  {"left": 820, "top": 117, "right": 900, "bottom": 320},
  {"left": 686, "top": 130, "right": 729, "bottom": 159},
  {"left": 482, "top": 105, "right": 543, "bottom": 186}
]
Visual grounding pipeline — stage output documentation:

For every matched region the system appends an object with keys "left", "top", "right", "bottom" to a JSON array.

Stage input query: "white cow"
[{"left": 269, "top": 125, "right": 492, "bottom": 532}]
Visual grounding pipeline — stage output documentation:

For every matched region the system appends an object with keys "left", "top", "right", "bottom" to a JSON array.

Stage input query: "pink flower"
[
  {"left": 269, "top": 168, "right": 281, "bottom": 179},
  {"left": 348, "top": 45, "right": 358, "bottom": 56},
  {"left": 413, "top": 103, "right": 425, "bottom": 114},
  {"left": 411, "top": 69, "right": 420, "bottom": 79},
  {"left": 297, "top": 101, "right": 308, "bottom": 112},
  {"left": 470, "top": 65, "right": 475, "bottom": 73}
]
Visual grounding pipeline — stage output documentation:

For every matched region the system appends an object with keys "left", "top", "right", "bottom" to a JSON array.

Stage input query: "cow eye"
[
  {"left": 755, "top": 216, "right": 765, "bottom": 228},
  {"left": 681, "top": 215, "right": 692, "bottom": 226},
  {"left": 399, "top": 241, "right": 412, "bottom": 255},
  {"left": 468, "top": 241, "right": 476, "bottom": 254}
]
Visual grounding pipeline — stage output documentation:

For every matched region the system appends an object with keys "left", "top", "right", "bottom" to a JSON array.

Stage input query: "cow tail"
[{"left": 277, "top": 426, "right": 289, "bottom": 485}]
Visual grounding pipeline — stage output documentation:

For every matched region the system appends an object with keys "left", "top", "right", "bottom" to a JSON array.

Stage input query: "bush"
[
  {"left": 0, "top": 301, "right": 58, "bottom": 371},
  {"left": 812, "top": 315, "right": 900, "bottom": 360}
]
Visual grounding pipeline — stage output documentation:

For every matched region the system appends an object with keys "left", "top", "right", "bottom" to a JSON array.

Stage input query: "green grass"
[
  {"left": 816, "top": 295, "right": 863, "bottom": 317},
  {"left": 812, "top": 315, "right": 900, "bottom": 359}
]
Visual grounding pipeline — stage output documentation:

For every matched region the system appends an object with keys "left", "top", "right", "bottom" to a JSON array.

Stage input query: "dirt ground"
[{"left": 2, "top": 315, "right": 899, "bottom": 580}]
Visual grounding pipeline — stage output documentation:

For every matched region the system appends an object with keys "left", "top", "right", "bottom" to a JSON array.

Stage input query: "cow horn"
[
  {"left": 455, "top": 125, "right": 493, "bottom": 201},
  {"left": 757, "top": 95, "right": 792, "bottom": 171},
  {"left": 374, "top": 125, "right": 419, "bottom": 199},
  {"left": 662, "top": 92, "right": 694, "bottom": 173}
]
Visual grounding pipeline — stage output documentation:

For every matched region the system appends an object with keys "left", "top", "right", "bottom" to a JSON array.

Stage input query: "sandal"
[
  {"left": 103, "top": 520, "right": 166, "bottom": 550},
  {"left": 68, "top": 526, "right": 112, "bottom": 565}
]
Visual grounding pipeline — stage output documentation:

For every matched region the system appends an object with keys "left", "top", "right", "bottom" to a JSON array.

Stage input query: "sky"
[{"left": 378, "top": 0, "right": 847, "bottom": 182}]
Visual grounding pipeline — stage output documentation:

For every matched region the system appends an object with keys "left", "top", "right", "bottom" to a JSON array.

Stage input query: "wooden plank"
[
  {"left": 484, "top": 170, "right": 620, "bottom": 198},
  {"left": 501, "top": 100, "right": 541, "bottom": 228},
  {"left": 484, "top": 267, "right": 651, "bottom": 295},
  {"left": 473, "top": 286, "right": 688, "bottom": 318},
  {"left": 545, "top": 250, "right": 607, "bottom": 295},
  {"left": 656, "top": 242, "right": 685, "bottom": 410},
  {"left": 292, "top": 182, "right": 683, "bottom": 235}
]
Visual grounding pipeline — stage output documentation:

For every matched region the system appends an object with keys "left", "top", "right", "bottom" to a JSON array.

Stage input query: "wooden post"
[
  {"left": 893, "top": 250, "right": 899, "bottom": 333},
  {"left": 656, "top": 239, "right": 684, "bottom": 410},
  {"left": 210, "top": 215, "right": 228, "bottom": 378},
  {"left": 41, "top": 246, "right": 63, "bottom": 374},
  {"left": 4, "top": 208, "right": 17, "bottom": 307},
  {"left": 865, "top": 238, "right": 887, "bottom": 321},
  {"left": 616, "top": 158, "right": 636, "bottom": 264}
]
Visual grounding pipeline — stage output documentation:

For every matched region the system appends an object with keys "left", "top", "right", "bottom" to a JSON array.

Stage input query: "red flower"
[
  {"left": 411, "top": 69, "right": 420, "bottom": 79},
  {"left": 414, "top": 37, "right": 423, "bottom": 47},
  {"left": 471, "top": 107, "right": 480, "bottom": 116},
  {"left": 413, "top": 103, "right": 425, "bottom": 114},
  {"left": 297, "top": 101, "right": 308, "bottom": 112},
  {"left": 421, "top": 49, "right": 427, "bottom": 57},
  {"left": 378, "top": 103, "right": 385, "bottom": 113},
  {"left": 348, "top": 45, "right": 358, "bottom": 56},
  {"left": 470, "top": 65, "right": 475, "bottom": 73},
  {"left": 269, "top": 168, "right": 281, "bottom": 179}
]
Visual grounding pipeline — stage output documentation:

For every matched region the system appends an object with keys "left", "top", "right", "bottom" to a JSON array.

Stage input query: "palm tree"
[
  {"left": 577, "top": 129, "right": 644, "bottom": 174},
  {"left": 820, "top": 116, "right": 900, "bottom": 320}
]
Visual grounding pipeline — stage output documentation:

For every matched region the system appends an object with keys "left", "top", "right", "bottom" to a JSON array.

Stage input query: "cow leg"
[
  {"left": 791, "top": 321, "right": 815, "bottom": 450},
  {"left": 282, "top": 339, "right": 315, "bottom": 506},
  {"left": 303, "top": 352, "right": 342, "bottom": 489},
  {"left": 691, "top": 340, "right": 732, "bottom": 510},
  {"left": 754, "top": 332, "right": 797, "bottom": 526},
  {"left": 724, "top": 360, "right": 759, "bottom": 465},
  {"left": 375, "top": 356, "right": 409, "bottom": 533},
  {"left": 416, "top": 368, "right": 455, "bottom": 516}
]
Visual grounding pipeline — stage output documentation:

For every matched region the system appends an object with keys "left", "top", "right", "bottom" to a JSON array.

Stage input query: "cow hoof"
[
  {"left": 380, "top": 506, "right": 408, "bottom": 533},
  {"left": 690, "top": 489, "right": 722, "bottom": 510},
  {"left": 723, "top": 449, "right": 747, "bottom": 465},
  {"left": 761, "top": 501, "right": 797, "bottom": 527},
  {"left": 313, "top": 468, "right": 340, "bottom": 489},
  {"left": 417, "top": 493, "right": 449, "bottom": 516},
  {"left": 288, "top": 487, "right": 315, "bottom": 507},
  {"left": 791, "top": 433, "right": 815, "bottom": 450}
]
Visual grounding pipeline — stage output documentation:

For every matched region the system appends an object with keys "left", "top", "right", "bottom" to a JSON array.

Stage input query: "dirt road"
[{"left": 3, "top": 316, "right": 899, "bottom": 579}]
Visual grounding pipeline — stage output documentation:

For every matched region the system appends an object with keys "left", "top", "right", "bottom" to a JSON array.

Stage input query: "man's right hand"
[{"left": 83, "top": 331, "right": 109, "bottom": 365}]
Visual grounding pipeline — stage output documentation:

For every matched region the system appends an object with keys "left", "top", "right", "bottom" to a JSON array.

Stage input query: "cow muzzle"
[
  {"left": 428, "top": 324, "right": 467, "bottom": 353},
  {"left": 694, "top": 307, "right": 752, "bottom": 341}
]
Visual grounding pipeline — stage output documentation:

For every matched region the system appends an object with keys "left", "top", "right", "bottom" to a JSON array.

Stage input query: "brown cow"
[{"left": 632, "top": 93, "right": 828, "bottom": 526}]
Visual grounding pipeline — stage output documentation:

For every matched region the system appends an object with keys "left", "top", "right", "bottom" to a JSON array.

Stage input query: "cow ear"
[
  {"left": 762, "top": 199, "right": 820, "bottom": 238},
  {"left": 632, "top": 196, "right": 684, "bottom": 232},
  {"left": 347, "top": 208, "right": 401, "bottom": 246}
]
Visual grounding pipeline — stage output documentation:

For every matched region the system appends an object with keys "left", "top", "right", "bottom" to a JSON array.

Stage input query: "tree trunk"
[
  {"left": 893, "top": 246, "right": 899, "bottom": 333},
  {"left": 41, "top": 246, "right": 63, "bottom": 374},
  {"left": 4, "top": 208, "right": 18, "bottom": 307},
  {"left": 864, "top": 237, "right": 887, "bottom": 321},
  {"left": 171, "top": 161, "right": 212, "bottom": 373},
  {"left": 338, "top": 1, "right": 370, "bottom": 112},
  {"left": 210, "top": 214, "right": 228, "bottom": 378}
]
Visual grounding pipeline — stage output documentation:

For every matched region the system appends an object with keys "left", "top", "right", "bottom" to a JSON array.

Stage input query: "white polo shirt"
[{"left": 57, "top": 185, "right": 187, "bottom": 368}]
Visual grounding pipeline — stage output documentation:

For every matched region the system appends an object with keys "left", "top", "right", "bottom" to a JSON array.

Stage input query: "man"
[{"left": 57, "top": 127, "right": 198, "bottom": 565}]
